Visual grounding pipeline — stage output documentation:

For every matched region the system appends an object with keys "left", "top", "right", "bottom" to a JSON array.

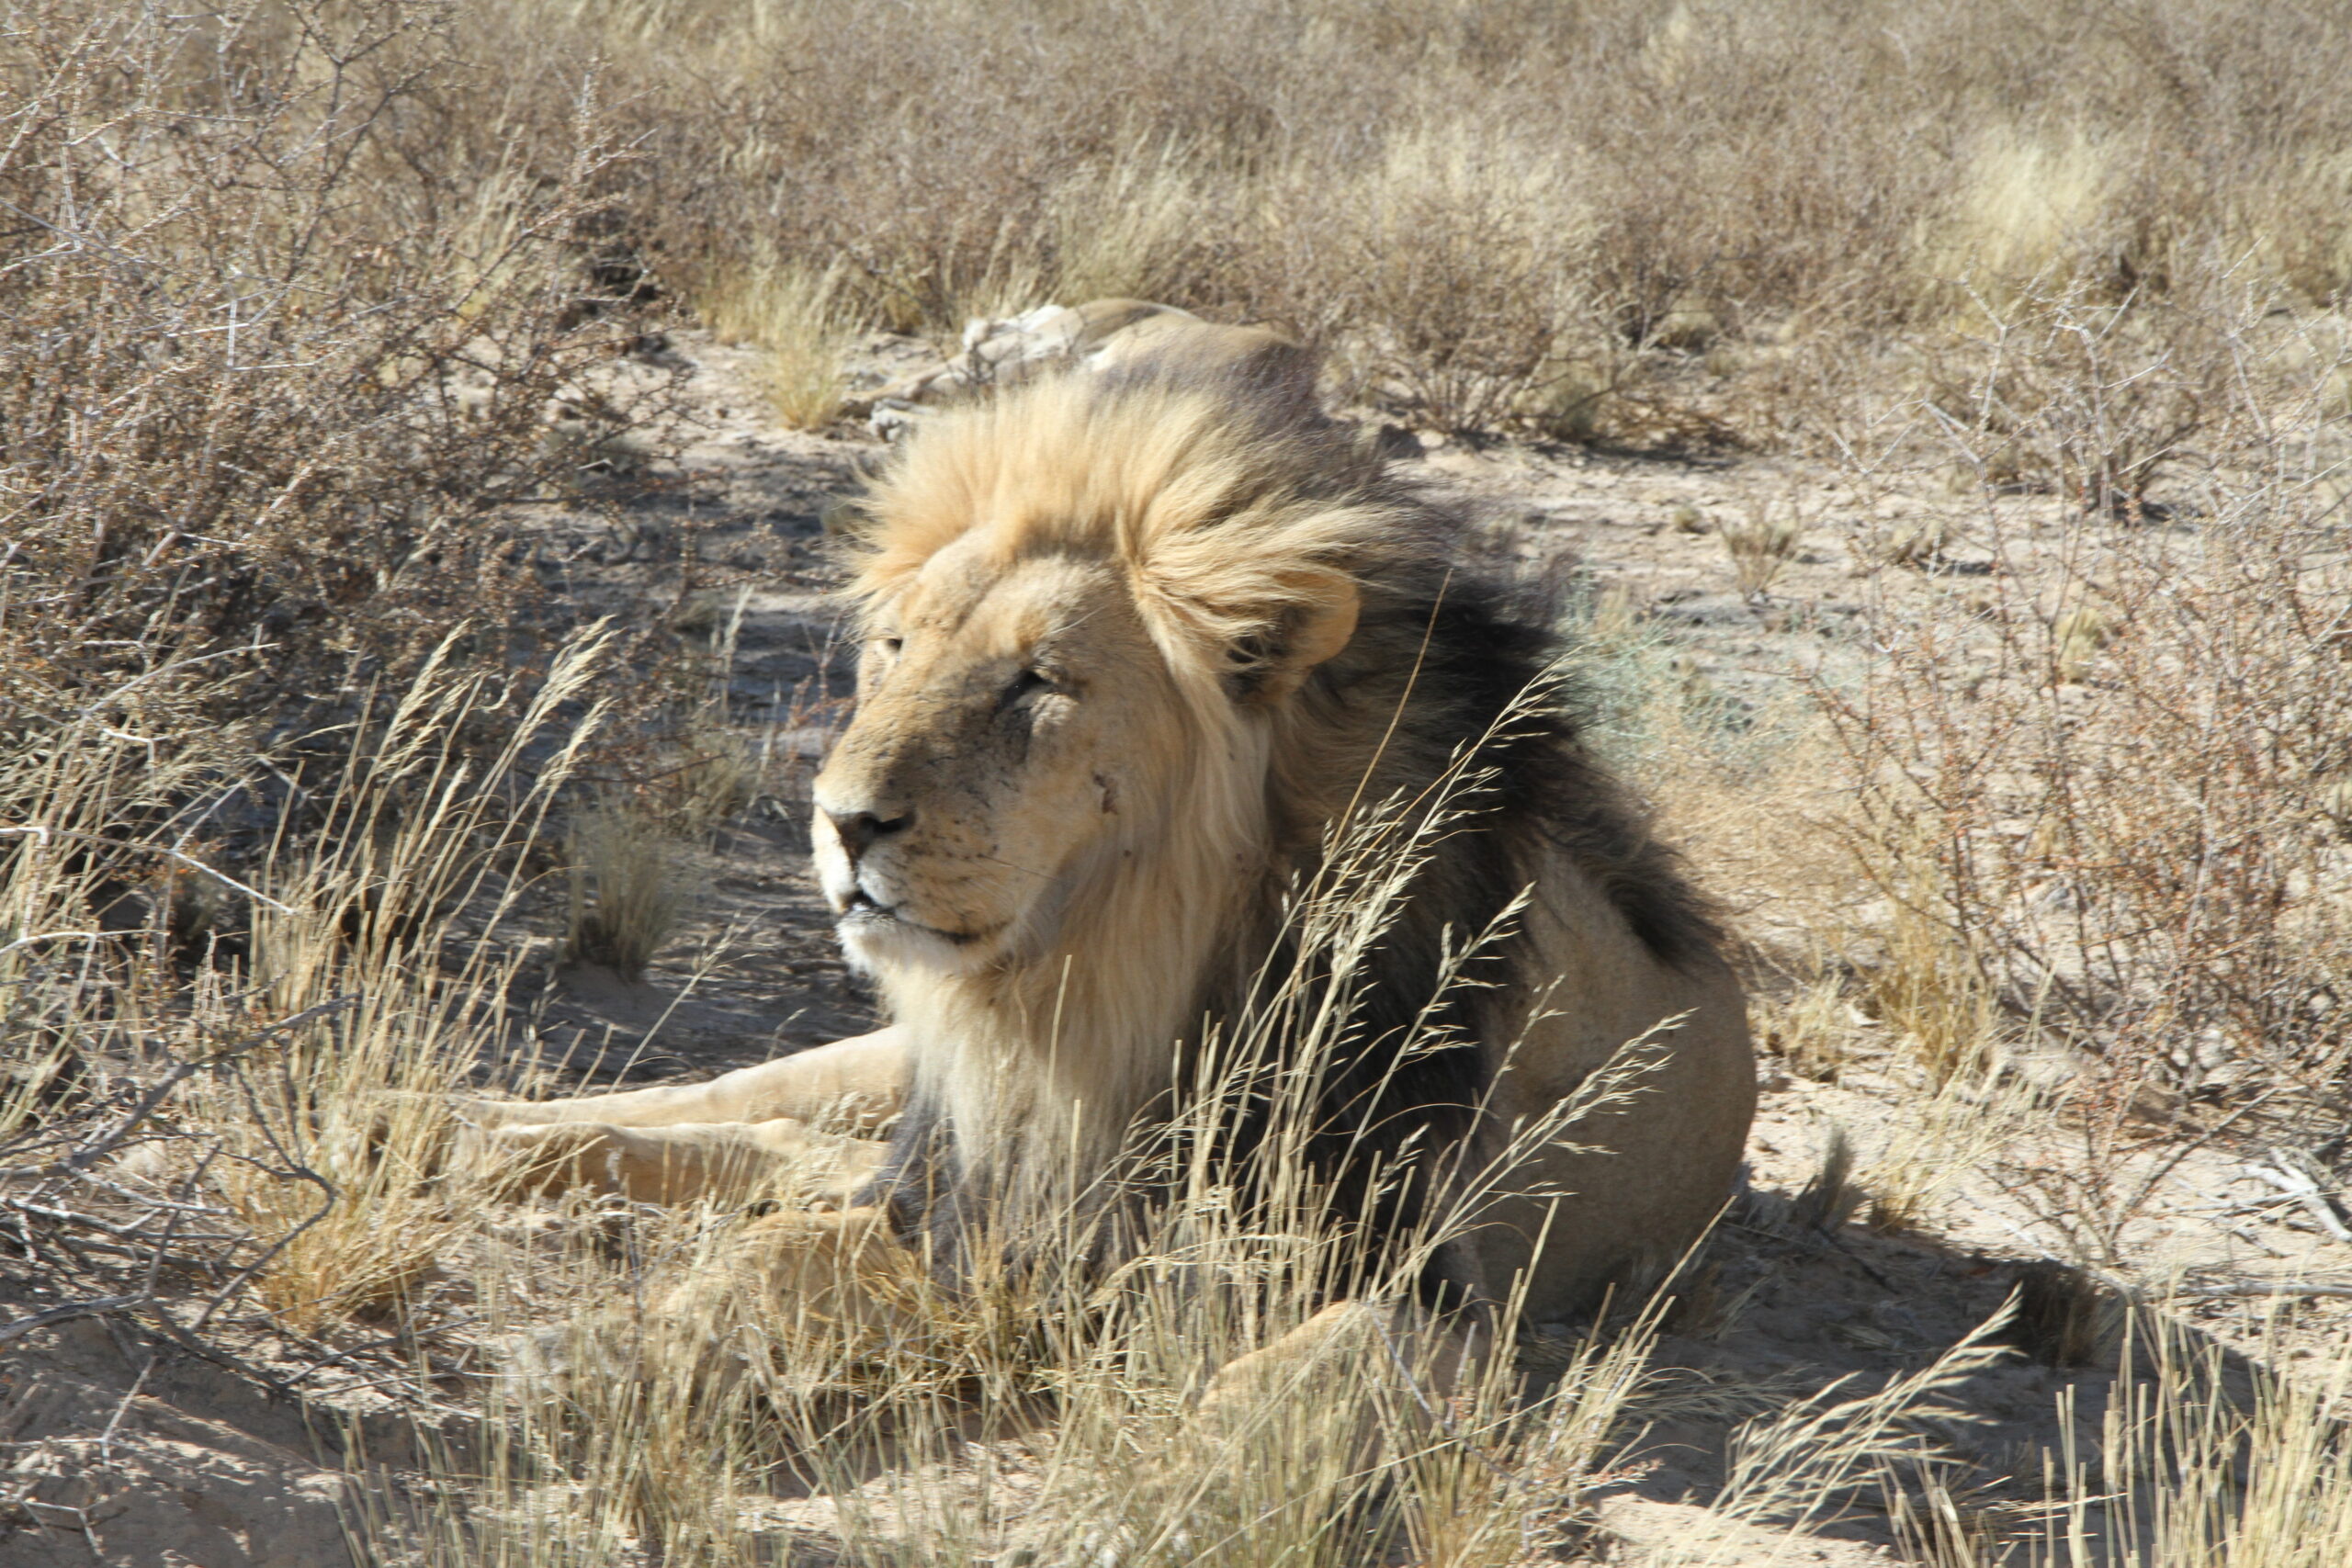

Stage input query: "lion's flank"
[{"left": 847, "top": 349, "right": 1724, "bottom": 1300}]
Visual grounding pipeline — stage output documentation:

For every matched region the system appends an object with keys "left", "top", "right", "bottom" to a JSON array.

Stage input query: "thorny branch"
[{"left": 0, "top": 994, "right": 360, "bottom": 1348}]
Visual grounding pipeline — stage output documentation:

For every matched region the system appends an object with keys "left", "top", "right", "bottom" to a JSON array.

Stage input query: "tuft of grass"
[
  {"left": 1789, "top": 1125, "right": 1865, "bottom": 1235},
  {"left": 1049, "top": 141, "right": 1206, "bottom": 303},
  {"left": 1759, "top": 975, "right": 1859, "bottom": 1084},
  {"left": 2052, "top": 603, "right": 2113, "bottom": 683},
  {"left": 563, "top": 803, "right": 685, "bottom": 982},
  {"left": 1860, "top": 513, "right": 1953, "bottom": 570},
  {"left": 1721, "top": 501, "right": 1804, "bottom": 598},
  {"left": 1863, "top": 870, "right": 2003, "bottom": 1089},
  {"left": 1516, "top": 359, "right": 1625, "bottom": 445},
  {"left": 1929, "top": 125, "right": 2116, "bottom": 295},
  {"left": 1862, "top": 1065, "right": 2036, "bottom": 1235},
  {"left": 701, "top": 255, "right": 855, "bottom": 428},
  {"left": 2010, "top": 1259, "right": 2114, "bottom": 1369}
]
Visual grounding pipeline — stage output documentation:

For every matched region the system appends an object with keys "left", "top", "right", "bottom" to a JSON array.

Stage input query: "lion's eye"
[
  {"left": 1003, "top": 668, "right": 1055, "bottom": 706},
  {"left": 876, "top": 637, "right": 903, "bottom": 658}
]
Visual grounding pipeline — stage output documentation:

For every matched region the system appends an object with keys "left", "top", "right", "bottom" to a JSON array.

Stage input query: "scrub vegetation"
[{"left": 4, "top": 2, "right": 2348, "bottom": 1563}]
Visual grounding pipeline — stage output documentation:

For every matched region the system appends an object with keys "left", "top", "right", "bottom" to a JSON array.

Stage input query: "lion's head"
[{"left": 813, "top": 364, "right": 1365, "bottom": 989}]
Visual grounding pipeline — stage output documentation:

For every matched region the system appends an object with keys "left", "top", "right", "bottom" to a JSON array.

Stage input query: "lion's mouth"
[{"left": 839, "top": 889, "right": 989, "bottom": 947}]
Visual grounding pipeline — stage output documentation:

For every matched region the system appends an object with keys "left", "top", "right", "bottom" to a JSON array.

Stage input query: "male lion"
[{"left": 471, "top": 336, "right": 1754, "bottom": 1345}]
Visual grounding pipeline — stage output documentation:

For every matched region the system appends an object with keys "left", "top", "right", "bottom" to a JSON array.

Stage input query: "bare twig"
[
  {"left": 0, "top": 1295, "right": 142, "bottom": 1345},
  {"left": 2240, "top": 1152, "right": 2352, "bottom": 1245},
  {"left": 5, "top": 995, "right": 361, "bottom": 1181}
]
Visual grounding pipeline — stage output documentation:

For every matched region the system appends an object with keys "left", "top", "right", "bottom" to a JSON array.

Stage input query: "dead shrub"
[
  {"left": 0, "top": 0, "right": 667, "bottom": 747},
  {"left": 1918, "top": 271, "right": 2263, "bottom": 514},
  {"left": 1819, "top": 457, "right": 2352, "bottom": 1117}
]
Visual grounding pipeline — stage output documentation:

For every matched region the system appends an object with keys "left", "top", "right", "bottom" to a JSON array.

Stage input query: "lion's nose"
[{"left": 826, "top": 805, "right": 914, "bottom": 858}]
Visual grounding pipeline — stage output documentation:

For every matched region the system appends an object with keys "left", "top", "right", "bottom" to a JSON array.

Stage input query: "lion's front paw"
[{"left": 458, "top": 1121, "right": 618, "bottom": 1195}]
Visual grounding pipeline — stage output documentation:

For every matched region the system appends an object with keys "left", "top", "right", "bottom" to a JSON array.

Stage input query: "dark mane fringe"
[
  {"left": 1096, "top": 351, "right": 1724, "bottom": 974},
  {"left": 1370, "top": 558, "right": 1728, "bottom": 974},
  {"left": 1133, "top": 367, "right": 1727, "bottom": 1308}
]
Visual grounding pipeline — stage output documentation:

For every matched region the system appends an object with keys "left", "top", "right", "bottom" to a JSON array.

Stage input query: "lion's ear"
[{"left": 1238, "top": 573, "right": 1360, "bottom": 703}]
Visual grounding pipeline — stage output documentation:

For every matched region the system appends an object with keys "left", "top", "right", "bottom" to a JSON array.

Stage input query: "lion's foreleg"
[
  {"left": 479, "top": 1117, "right": 888, "bottom": 1206},
  {"left": 462, "top": 1028, "right": 908, "bottom": 1135}
]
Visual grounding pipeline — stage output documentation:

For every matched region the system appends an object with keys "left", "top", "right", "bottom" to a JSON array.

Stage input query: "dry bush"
[
  {"left": 1815, "top": 320, "right": 2352, "bottom": 1286},
  {"left": 1917, "top": 268, "right": 2268, "bottom": 513},
  {"left": 0, "top": 0, "right": 663, "bottom": 741},
  {"left": 1825, "top": 483, "right": 2352, "bottom": 1111},
  {"left": 453, "top": 0, "right": 2352, "bottom": 444}
]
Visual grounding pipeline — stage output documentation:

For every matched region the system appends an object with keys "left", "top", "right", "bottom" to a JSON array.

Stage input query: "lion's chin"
[{"left": 835, "top": 904, "right": 999, "bottom": 978}]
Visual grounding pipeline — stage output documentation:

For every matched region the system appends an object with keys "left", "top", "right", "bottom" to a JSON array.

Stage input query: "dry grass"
[
  {"left": 1889, "top": 1304, "right": 2352, "bottom": 1567},
  {"left": 473, "top": 0, "right": 2352, "bottom": 444},
  {"left": 7, "top": 0, "right": 2352, "bottom": 1562},
  {"left": 1860, "top": 842, "right": 2005, "bottom": 1090},
  {"left": 1, "top": 626, "right": 616, "bottom": 1340},
  {"left": 1861, "top": 1068, "right": 2038, "bottom": 1235},
  {"left": 563, "top": 803, "right": 685, "bottom": 982},
  {"left": 1720, "top": 502, "right": 1804, "bottom": 599},
  {"left": 1756, "top": 976, "right": 1860, "bottom": 1085},
  {"left": 703, "top": 255, "right": 855, "bottom": 428}
]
